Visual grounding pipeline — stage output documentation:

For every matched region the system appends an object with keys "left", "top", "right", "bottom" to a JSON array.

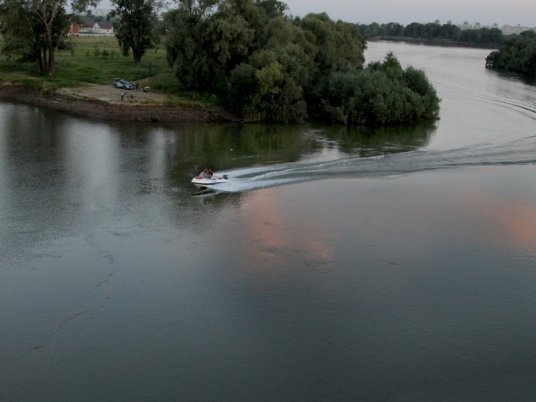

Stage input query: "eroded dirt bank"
[{"left": 0, "top": 83, "right": 238, "bottom": 122}]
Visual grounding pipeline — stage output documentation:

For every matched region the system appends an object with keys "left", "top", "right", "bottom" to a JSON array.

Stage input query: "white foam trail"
[{"left": 211, "top": 136, "right": 536, "bottom": 193}]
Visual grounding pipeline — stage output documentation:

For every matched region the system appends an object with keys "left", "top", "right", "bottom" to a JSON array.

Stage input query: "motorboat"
[{"left": 191, "top": 171, "right": 229, "bottom": 188}]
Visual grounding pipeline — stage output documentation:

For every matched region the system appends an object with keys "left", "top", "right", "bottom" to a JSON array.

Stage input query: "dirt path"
[
  {"left": 56, "top": 83, "right": 170, "bottom": 105},
  {"left": 0, "top": 83, "right": 238, "bottom": 123}
]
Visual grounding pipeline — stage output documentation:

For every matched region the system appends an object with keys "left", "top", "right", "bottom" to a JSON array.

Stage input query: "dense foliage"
[
  {"left": 359, "top": 22, "right": 503, "bottom": 47},
  {"left": 0, "top": 0, "right": 97, "bottom": 74},
  {"left": 111, "top": 0, "right": 160, "bottom": 64},
  {"left": 165, "top": 0, "right": 439, "bottom": 125},
  {"left": 485, "top": 31, "right": 536, "bottom": 78},
  {"left": 315, "top": 53, "right": 439, "bottom": 125}
]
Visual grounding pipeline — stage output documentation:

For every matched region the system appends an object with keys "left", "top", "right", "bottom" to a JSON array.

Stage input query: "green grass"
[
  {"left": 49, "top": 36, "right": 170, "bottom": 87},
  {"left": 0, "top": 36, "right": 218, "bottom": 106}
]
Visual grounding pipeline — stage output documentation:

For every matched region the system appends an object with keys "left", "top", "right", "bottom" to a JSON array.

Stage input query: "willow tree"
[
  {"left": 164, "top": 0, "right": 287, "bottom": 92},
  {"left": 0, "top": 0, "right": 98, "bottom": 74},
  {"left": 111, "top": 0, "right": 161, "bottom": 64}
]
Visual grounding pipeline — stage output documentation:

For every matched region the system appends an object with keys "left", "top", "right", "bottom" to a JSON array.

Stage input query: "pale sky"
[
  {"left": 94, "top": 0, "right": 535, "bottom": 27},
  {"left": 283, "top": 0, "right": 536, "bottom": 26}
]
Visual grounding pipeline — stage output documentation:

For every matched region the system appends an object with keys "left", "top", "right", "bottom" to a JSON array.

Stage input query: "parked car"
[{"left": 113, "top": 78, "right": 135, "bottom": 90}]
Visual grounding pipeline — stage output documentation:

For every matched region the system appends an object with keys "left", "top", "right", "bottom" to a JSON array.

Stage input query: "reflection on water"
[
  {"left": 0, "top": 105, "right": 437, "bottom": 268},
  {"left": 236, "top": 188, "right": 336, "bottom": 276},
  {"left": 0, "top": 106, "right": 7, "bottom": 217},
  {"left": 2, "top": 40, "right": 536, "bottom": 401},
  {"left": 454, "top": 168, "right": 536, "bottom": 253},
  {"left": 321, "top": 120, "right": 436, "bottom": 156}
]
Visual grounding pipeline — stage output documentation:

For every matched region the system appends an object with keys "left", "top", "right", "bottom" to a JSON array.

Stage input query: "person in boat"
[{"left": 201, "top": 168, "right": 213, "bottom": 179}]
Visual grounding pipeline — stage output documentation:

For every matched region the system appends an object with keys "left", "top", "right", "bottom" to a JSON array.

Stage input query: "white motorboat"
[{"left": 191, "top": 171, "right": 229, "bottom": 188}]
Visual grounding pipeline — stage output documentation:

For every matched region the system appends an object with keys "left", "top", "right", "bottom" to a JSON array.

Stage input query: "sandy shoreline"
[{"left": 0, "top": 83, "right": 238, "bottom": 123}]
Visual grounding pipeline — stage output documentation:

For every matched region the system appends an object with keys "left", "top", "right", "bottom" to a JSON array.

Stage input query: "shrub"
[{"left": 314, "top": 54, "right": 440, "bottom": 126}]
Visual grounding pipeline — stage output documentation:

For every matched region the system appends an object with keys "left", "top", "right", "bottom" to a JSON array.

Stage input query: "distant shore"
[
  {"left": 0, "top": 83, "right": 238, "bottom": 123},
  {"left": 368, "top": 37, "right": 499, "bottom": 49}
]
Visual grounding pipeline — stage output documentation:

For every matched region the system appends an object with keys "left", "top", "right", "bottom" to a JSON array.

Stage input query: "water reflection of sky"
[
  {"left": 63, "top": 122, "right": 121, "bottom": 216},
  {"left": 223, "top": 165, "right": 536, "bottom": 291},
  {"left": 455, "top": 168, "right": 536, "bottom": 255},
  {"left": 0, "top": 105, "right": 7, "bottom": 219},
  {"left": 234, "top": 188, "right": 336, "bottom": 278}
]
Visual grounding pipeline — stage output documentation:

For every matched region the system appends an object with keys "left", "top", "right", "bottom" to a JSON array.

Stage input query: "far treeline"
[
  {"left": 359, "top": 22, "right": 503, "bottom": 47},
  {"left": 0, "top": 0, "right": 440, "bottom": 126},
  {"left": 486, "top": 31, "right": 536, "bottom": 79}
]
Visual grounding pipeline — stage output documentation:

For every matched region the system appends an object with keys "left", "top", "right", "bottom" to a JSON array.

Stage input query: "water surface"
[{"left": 1, "top": 42, "right": 536, "bottom": 401}]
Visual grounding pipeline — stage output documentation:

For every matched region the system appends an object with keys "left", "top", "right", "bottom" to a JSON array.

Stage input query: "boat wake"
[{"left": 208, "top": 135, "right": 536, "bottom": 193}]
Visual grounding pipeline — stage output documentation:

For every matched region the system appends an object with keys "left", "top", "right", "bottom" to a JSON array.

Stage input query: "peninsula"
[{"left": 0, "top": 1, "right": 439, "bottom": 126}]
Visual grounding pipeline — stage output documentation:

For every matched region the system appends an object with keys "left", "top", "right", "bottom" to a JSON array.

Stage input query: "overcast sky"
[
  {"left": 95, "top": 0, "right": 535, "bottom": 27},
  {"left": 283, "top": 0, "right": 535, "bottom": 26}
]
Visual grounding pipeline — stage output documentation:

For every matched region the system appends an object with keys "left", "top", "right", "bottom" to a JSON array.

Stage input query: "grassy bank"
[{"left": 0, "top": 36, "right": 216, "bottom": 106}]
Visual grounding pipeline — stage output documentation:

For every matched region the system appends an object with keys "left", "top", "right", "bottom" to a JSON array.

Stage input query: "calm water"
[{"left": 1, "top": 42, "right": 536, "bottom": 401}]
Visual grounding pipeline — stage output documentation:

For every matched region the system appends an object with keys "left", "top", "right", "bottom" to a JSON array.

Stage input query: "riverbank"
[
  {"left": 0, "top": 82, "right": 238, "bottom": 123},
  {"left": 368, "top": 36, "right": 499, "bottom": 49}
]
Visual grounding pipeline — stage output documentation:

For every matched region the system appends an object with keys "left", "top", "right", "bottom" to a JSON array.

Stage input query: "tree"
[
  {"left": 111, "top": 0, "right": 160, "bottom": 64},
  {"left": 486, "top": 30, "right": 536, "bottom": 78},
  {"left": 165, "top": 0, "right": 275, "bottom": 93},
  {"left": 316, "top": 53, "right": 439, "bottom": 126},
  {"left": 164, "top": 1, "right": 438, "bottom": 125},
  {"left": 297, "top": 13, "right": 365, "bottom": 79},
  {"left": 0, "top": 0, "right": 36, "bottom": 60},
  {"left": 164, "top": 0, "right": 223, "bottom": 91},
  {"left": 0, "top": 0, "right": 98, "bottom": 74},
  {"left": 228, "top": 48, "right": 307, "bottom": 122},
  {"left": 404, "top": 22, "right": 423, "bottom": 38},
  {"left": 295, "top": 13, "right": 366, "bottom": 117}
]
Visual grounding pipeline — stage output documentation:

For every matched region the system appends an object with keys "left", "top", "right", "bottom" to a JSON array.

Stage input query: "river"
[{"left": 1, "top": 41, "right": 536, "bottom": 401}]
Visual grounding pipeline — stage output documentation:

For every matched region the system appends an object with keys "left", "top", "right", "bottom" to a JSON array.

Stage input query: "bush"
[
  {"left": 486, "top": 31, "right": 536, "bottom": 78},
  {"left": 314, "top": 53, "right": 440, "bottom": 126}
]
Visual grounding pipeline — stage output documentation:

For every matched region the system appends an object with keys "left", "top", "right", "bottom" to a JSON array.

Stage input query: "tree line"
[
  {"left": 0, "top": 0, "right": 96, "bottom": 74},
  {"left": 0, "top": 0, "right": 159, "bottom": 73},
  {"left": 359, "top": 22, "right": 503, "bottom": 47},
  {"left": 486, "top": 30, "right": 536, "bottom": 78},
  {"left": 0, "top": 0, "right": 440, "bottom": 126},
  {"left": 163, "top": 1, "right": 439, "bottom": 124}
]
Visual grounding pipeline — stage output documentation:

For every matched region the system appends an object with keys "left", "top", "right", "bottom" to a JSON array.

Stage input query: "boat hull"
[{"left": 191, "top": 176, "right": 229, "bottom": 188}]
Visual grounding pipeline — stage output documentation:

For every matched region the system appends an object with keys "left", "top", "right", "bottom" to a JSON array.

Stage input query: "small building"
[
  {"left": 91, "top": 21, "right": 114, "bottom": 35},
  {"left": 69, "top": 16, "right": 114, "bottom": 36}
]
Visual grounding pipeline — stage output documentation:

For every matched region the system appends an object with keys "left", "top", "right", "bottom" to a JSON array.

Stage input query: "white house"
[
  {"left": 91, "top": 21, "right": 114, "bottom": 35},
  {"left": 69, "top": 16, "right": 114, "bottom": 36}
]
